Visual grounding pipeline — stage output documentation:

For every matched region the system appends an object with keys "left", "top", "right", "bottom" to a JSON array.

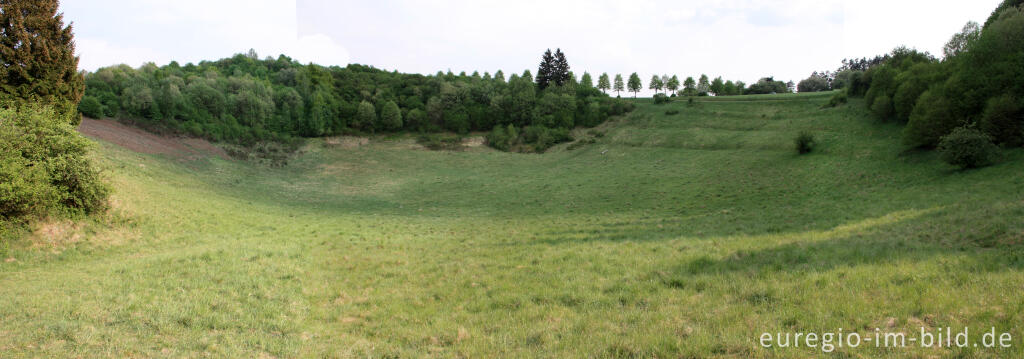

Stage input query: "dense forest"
[{"left": 79, "top": 48, "right": 634, "bottom": 152}]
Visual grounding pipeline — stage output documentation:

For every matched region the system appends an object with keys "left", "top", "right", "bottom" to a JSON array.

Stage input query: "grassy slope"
[{"left": 2, "top": 92, "right": 1023, "bottom": 358}]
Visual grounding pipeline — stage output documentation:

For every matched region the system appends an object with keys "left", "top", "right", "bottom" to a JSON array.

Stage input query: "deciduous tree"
[{"left": 627, "top": 73, "right": 642, "bottom": 98}]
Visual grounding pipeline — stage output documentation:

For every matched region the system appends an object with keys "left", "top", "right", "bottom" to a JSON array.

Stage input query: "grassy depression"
[{"left": 2, "top": 92, "right": 1023, "bottom": 358}]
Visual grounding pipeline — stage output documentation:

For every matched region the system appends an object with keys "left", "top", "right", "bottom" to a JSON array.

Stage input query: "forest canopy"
[{"left": 80, "top": 49, "right": 633, "bottom": 152}]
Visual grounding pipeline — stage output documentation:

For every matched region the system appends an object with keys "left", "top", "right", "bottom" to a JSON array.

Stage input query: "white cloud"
[
  {"left": 63, "top": 0, "right": 351, "bottom": 71},
  {"left": 75, "top": 37, "right": 166, "bottom": 71},
  {"left": 289, "top": 33, "right": 350, "bottom": 66}
]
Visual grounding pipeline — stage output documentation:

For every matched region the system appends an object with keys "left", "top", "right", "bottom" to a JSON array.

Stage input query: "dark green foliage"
[
  {"left": 486, "top": 124, "right": 519, "bottom": 151},
  {"left": 665, "top": 109, "right": 679, "bottom": 115},
  {"left": 355, "top": 100, "right": 377, "bottom": 132},
  {"left": 892, "top": 62, "right": 944, "bottom": 122},
  {"left": 797, "top": 75, "right": 829, "bottom": 93},
  {"left": 416, "top": 133, "right": 464, "bottom": 151},
  {"left": 937, "top": 127, "right": 998, "bottom": 169},
  {"left": 652, "top": 93, "right": 670, "bottom": 104},
  {"left": 1, "top": 105, "right": 109, "bottom": 219},
  {"left": 380, "top": 101, "right": 402, "bottom": 131},
  {"left": 979, "top": 94, "right": 1024, "bottom": 147},
  {"left": 0, "top": 0, "right": 85, "bottom": 124},
  {"left": 794, "top": 131, "right": 815, "bottom": 154},
  {"left": 521, "top": 126, "right": 571, "bottom": 152},
  {"left": 881, "top": 4, "right": 1024, "bottom": 149},
  {"left": 536, "top": 48, "right": 570, "bottom": 90},
  {"left": 903, "top": 89, "right": 961, "bottom": 148},
  {"left": 745, "top": 77, "right": 789, "bottom": 95},
  {"left": 984, "top": 0, "right": 1024, "bottom": 27},
  {"left": 84, "top": 52, "right": 630, "bottom": 151},
  {"left": 405, "top": 108, "right": 427, "bottom": 132},
  {"left": 627, "top": 73, "right": 642, "bottom": 97},
  {"left": 823, "top": 91, "right": 848, "bottom": 108},
  {"left": 78, "top": 96, "right": 104, "bottom": 118}
]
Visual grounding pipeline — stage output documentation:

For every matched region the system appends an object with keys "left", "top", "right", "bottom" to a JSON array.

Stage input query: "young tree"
[
  {"left": 697, "top": 74, "right": 710, "bottom": 94},
  {"left": 597, "top": 73, "right": 611, "bottom": 94},
  {"left": 666, "top": 75, "right": 680, "bottom": 94},
  {"left": 710, "top": 76, "right": 725, "bottom": 95},
  {"left": 380, "top": 100, "right": 402, "bottom": 131},
  {"left": 580, "top": 72, "right": 593, "bottom": 88},
  {"left": 613, "top": 74, "right": 625, "bottom": 97},
  {"left": 0, "top": 0, "right": 86, "bottom": 123},
  {"left": 683, "top": 76, "right": 696, "bottom": 95},
  {"left": 356, "top": 100, "right": 377, "bottom": 131},
  {"left": 661, "top": 75, "right": 670, "bottom": 92},
  {"left": 627, "top": 73, "right": 642, "bottom": 98},
  {"left": 943, "top": 21, "right": 981, "bottom": 59},
  {"left": 649, "top": 74, "right": 663, "bottom": 94},
  {"left": 723, "top": 80, "right": 737, "bottom": 96}
]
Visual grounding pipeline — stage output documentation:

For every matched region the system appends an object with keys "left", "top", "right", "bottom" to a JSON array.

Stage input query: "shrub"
[
  {"left": 665, "top": 109, "right": 680, "bottom": 115},
  {"left": 486, "top": 125, "right": 513, "bottom": 151},
  {"left": 417, "top": 133, "right": 464, "bottom": 151},
  {"left": 903, "top": 89, "right": 962, "bottom": 148},
  {"left": 652, "top": 93, "right": 670, "bottom": 104},
  {"left": 938, "top": 126, "right": 999, "bottom": 169},
  {"left": 0, "top": 105, "right": 109, "bottom": 219},
  {"left": 797, "top": 76, "right": 829, "bottom": 93},
  {"left": 78, "top": 96, "right": 104, "bottom": 118},
  {"left": 979, "top": 94, "right": 1023, "bottom": 147},
  {"left": 521, "top": 126, "right": 571, "bottom": 152},
  {"left": 823, "top": 91, "right": 848, "bottom": 108},
  {"left": 794, "top": 131, "right": 815, "bottom": 154}
]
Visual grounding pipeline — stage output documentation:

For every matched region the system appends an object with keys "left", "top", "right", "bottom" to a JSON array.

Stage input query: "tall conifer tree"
[{"left": 0, "top": 0, "right": 85, "bottom": 123}]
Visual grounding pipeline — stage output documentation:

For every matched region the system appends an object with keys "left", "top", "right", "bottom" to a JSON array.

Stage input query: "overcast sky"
[{"left": 63, "top": 0, "right": 999, "bottom": 95}]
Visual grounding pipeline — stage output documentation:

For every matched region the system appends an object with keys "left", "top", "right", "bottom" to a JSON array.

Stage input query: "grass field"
[{"left": 2, "top": 92, "right": 1023, "bottom": 358}]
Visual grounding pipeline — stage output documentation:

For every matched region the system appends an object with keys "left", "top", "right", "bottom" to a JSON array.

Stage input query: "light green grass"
[{"left": 2, "top": 93, "right": 1023, "bottom": 358}]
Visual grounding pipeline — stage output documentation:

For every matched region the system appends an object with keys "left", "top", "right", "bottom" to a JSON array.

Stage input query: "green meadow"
[{"left": 2, "top": 92, "right": 1023, "bottom": 358}]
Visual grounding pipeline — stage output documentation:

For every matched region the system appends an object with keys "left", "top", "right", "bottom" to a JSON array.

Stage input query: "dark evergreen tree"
[
  {"left": 0, "top": 0, "right": 85, "bottom": 123},
  {"left": 553, "top": 48, "right": 570, "bottom": 86},
  {"left": 536, "top": 49, "right": 554, "bottom": 90}
]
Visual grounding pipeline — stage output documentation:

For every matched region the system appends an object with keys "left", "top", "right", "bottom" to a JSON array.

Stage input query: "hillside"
[{"left": 2, "top": 93, "right": 1023, "bottom": 357}]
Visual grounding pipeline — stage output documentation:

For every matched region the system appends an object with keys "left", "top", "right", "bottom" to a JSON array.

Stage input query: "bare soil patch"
[{"left": 77, "top": 118, "right": 228, "bottom": 160}]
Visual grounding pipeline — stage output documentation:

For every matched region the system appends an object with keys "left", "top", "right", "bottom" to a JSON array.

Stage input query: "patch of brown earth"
[
  {"left": 325, "top": 136, "right": 370, "bottom": 149},
  {"left": 77, "top": 118, "right": 228, "bottom": 160}
]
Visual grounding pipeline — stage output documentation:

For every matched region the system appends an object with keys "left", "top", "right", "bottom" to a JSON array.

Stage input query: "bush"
[
  {"left": 823, "top": 91, "right": 848, "bottom": 108},
  {"left": 979, "top": 94, "right": 1023, "bottom": 147},
  {"left": 652, "top": 93, "right": 670, "bottom": 104},
  {"left": 937, "top": 127, "right": 999, "bottom": 169},
  {"left": 486, "top": 125, "right": 514, "bottom": 151},
  {"left": 78, "top": 96, "right": 104, "bottom": 118},
  {"left": 0, "top": 105, "right": 109, "bottom": 219},
  {"left": 797, "top": 76, "right": 829, "bottom": 93},
  {"left": 521, "top": 126, "right": 571, "bottom": 152},
  {"left": 903, "top": 89, "right": 962, "bottom": 148},
  {"left": 665, "top": 109, "right": 680, "bottom": 115},
  {"left": 417, "top": 133, "right": 464, "bottom": 151},
  {"left": 794, "top": 131, "right": 815, "bottom": 154}
]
